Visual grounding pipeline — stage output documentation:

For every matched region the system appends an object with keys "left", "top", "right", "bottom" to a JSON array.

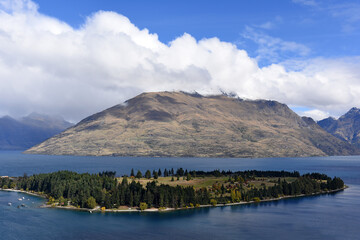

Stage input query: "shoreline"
[{"left": 1, "top": 186, "right": 347, "bottom": 213}]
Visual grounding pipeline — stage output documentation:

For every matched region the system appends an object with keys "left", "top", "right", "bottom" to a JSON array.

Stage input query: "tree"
[
  {"left": 154, "top": 172, "right": 159, "bottom": 179},
  {"left": 140, "top": 202, "right": 148, "bottom": 211},
  {"left": 145, "top": 170, "right": 152, "bottom": 179},
  {"left": 171, "top": 176, "right": 174, "bottom": 182},
  {"left": 186, "top": 173, "right": 191, "bottom": 181},
  {"left": 176, "top": 168, "right": 184, "bottom": 176},
  {"left": 86, "top": 196, "right": 97, "bottom": 209},
  {"left": 164, "top": 169, "right": 168, "bottom": 177},
  {"left": 130, "top": 169, "right": 135, "bottom": 177},
  {"left": 158, "top": 169, "right": 162, "bottom": 177},
  {"left": 136, "top": 170, "right": 143, "bottom": 179}
]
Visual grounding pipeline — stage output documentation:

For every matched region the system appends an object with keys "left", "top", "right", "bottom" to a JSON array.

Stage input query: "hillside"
[
  {"left": 318, "top": 107, "right": 360, "bottom": 147},
  {"left": 0, "top": 113, "right": 73, "bottom": 150},
  {"left": 26, "top": 92, "right": 359, "bottom": 157}
]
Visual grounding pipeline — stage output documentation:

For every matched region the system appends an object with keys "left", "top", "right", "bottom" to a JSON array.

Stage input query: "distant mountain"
[
  {"left": 25, "top": 92, "right": 359, "bottom": 158},
  {"left": 318, "top": 107, "right": 360, "bottom": 147},
  {"left": 0, "top": 113, "right": 73, "bottom": 150}
]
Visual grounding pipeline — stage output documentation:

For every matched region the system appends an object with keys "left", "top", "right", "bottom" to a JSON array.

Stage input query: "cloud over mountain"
[{"left": 0, "top": 0, "right": 359, "bottom": 121}]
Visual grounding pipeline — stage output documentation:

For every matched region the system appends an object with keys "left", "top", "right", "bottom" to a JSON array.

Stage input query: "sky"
[{"left": 0, "top": 0, "right": 360, "bottom": 122}]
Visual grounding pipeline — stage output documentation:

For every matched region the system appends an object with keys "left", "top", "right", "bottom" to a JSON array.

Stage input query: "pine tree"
[
  {"left": 136, "top": 170, "right": 142, "bottom": 179},
  {"left": 186, "top": 173, "right": 191, "bottom": 181},
  {"left": 130, "top": 169, "right": 135, "bottom": 177},
  {"left": 145, "top": 170, "right": 152, "bottom": 179},
  {"left": 158, "top": 169, "right": 162, "bottom": 177}
]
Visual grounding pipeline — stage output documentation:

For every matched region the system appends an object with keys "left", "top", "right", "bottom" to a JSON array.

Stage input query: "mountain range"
[
  {"left": 0, "top": 113, "right": 73, "bottom": 150},
  {"left": 318, "top": 107, "right": 360, "bottom": 147},
  {"left": 25, "top": 92, "right": 360, "bottom": 158}
]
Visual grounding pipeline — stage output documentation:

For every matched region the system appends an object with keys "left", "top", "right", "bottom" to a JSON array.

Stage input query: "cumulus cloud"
[
  {"left": 0, "top": 0, "right": 359, "bottom": 122},
  {"left": 297, "top": 109, "right": 331, "bottom": 121}
]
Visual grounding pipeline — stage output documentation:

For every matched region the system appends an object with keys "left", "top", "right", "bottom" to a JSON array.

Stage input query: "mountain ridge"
[
  {"left": 0, "top": 113, "right": 73, "bottom": 150},
  {"left": 26, "top": 92, "right": 360, "bottom": 157},
  {"left": 318, "top": 107, "right": 360, "bottom": 147}
]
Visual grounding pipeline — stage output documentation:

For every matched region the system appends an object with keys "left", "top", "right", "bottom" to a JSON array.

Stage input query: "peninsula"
[{"left": 0, "top": 169, "right": 346, "bottom": 212}]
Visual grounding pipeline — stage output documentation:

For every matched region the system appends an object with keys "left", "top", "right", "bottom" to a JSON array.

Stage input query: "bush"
[
  {"left": 253, "top": 197, "right": 261, "bottom": 202},
  {"left": 210, "top": 199, "right": 217, "bottom": 206},
  {"left": 140, "top": 202, "right": 148, "bottom": 211},
  {"left": 86, "top": 197, "right": 97, "bottom": 209}
]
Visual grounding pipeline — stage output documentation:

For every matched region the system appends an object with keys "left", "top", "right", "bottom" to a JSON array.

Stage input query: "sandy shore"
[
  {"left": 0, "top": 188, "right": 46, "bottom": 198},
  {"left": 1, "top": 186, "right": 347, "bottom": 213}
]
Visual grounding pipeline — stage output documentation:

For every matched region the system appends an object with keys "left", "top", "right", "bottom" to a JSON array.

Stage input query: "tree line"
[{"left": 0, "top": 170, "right": 344, "bottom": 209}]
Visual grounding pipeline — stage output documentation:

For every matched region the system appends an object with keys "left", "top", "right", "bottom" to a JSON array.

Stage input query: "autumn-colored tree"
[{"left": 140, "top": 202, "right": 148, "bottom": 211}]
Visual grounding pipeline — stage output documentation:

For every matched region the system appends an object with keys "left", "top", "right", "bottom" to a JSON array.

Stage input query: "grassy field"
[{"left": 117, "top": 176, "right": 298, "bottom": 191}]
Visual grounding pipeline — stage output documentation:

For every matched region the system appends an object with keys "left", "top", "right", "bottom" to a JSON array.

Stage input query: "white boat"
[
  {"left": 8, "top": 203, "right": 12, "bottom": 206},
  {"left": 18, "top": 198, "right": 22, "bottom": 201}
]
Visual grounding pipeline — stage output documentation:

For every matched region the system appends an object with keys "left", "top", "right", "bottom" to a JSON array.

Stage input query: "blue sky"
[
  {"left": 34, "top": 0, "right": 360, "bottom": 65},
  {"left": 0, "top": 0, "right": 359, "bottom": 121}
]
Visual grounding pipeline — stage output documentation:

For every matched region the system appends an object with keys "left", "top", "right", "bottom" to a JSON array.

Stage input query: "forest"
[{"left": 0, "top": 169, "right": 345, "bottom": 210}]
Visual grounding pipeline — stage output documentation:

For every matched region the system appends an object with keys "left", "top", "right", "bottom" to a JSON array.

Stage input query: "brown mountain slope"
[
  {"left": 25, "top": 92, "right": 360, "bottom": 158},
  {"left": 318, "top": 107, "right": 360, "bottom": 147}
]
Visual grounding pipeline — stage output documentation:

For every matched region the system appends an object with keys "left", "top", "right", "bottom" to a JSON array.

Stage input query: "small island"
[{"left": 0, "top": 169, "right": 346, "bottom": 212}]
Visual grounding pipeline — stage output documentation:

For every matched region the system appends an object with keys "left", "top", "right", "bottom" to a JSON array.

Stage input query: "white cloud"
[
  {"left": 292, "top": 0, "right": 360, "bottom": 33},
  {"left": 242, "top": 27, "right": 311, "bottom": 63},
  {"left": 292, "top": 0, "right": 318, "bottom": 7},
  {"left": 297, "top": 109, "right": 331, "bottom": 121},
  {"left": 0, "top": 0, "right": 359, "bottom": 122},
  {"left": 258, "top": 22, "right": 274, "bottom": 30}
]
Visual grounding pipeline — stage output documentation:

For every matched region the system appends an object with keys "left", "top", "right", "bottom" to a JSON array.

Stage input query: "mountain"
[
  {"left": 26, "top": 92, "right": 360, "bottom": 158},
  {"left": 318, "top": 107, "right": 360, "bottom": 147},
  {"left": 0, "top": 113, "right": 73, "bottom": 150}
]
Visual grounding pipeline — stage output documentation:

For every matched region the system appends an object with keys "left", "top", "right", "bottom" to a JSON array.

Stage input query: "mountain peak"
[
  {"left": 0, "top": 113, "right": 73, "bottom": 150},
  {"left": 342, "top": 107, "right": 360, "bottom": 118},
  {"left": 318, "top": 107, "right": 360, "bottom": 146},
  {"left": 26, "top": 91, "right": 359, "bottom": 158}
]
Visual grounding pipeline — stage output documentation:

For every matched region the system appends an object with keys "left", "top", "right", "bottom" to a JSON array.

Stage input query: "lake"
[{"left": 1, "top": 151, "right": 360, "bottom": 239}]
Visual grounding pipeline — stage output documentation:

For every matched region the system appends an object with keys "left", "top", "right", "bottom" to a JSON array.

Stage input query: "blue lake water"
[{"left": 1, "top": 151, "right": 360, "bottom": 239}]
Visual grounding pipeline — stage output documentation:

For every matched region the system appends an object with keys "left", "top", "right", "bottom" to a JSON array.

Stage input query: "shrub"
[
  {"left": 86, "top": 197, "right": 97, "bottom": 209},
  {"left": 158, "top": 207, "right": 166, "bottom": 211},
  {"left": 140, "top": 202, "right": 148, "bottom": 211},
  {"left": 210, "top": 199, "right": 217, "bottom": 206}
]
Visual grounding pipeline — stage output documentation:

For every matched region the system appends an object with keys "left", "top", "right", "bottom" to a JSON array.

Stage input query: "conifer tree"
[
  {"left": 136, "top": 170, "right": 142, "bottom": 179},
  {"left": 145, "top": 170, "right": 152, "bottom": 179}
]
